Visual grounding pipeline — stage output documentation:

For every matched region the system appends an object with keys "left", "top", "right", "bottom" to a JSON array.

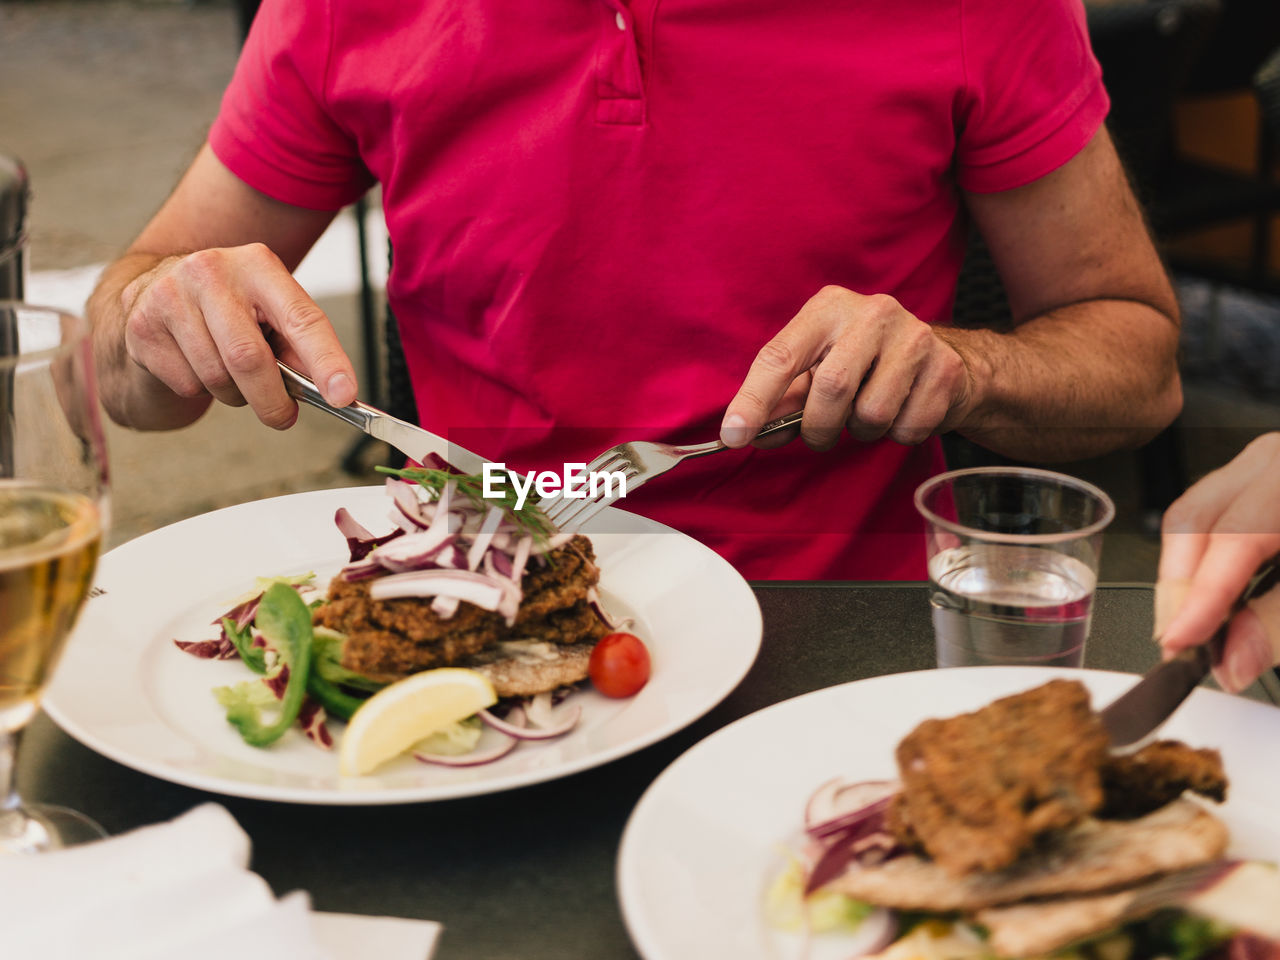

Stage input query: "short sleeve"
[
  {"left": 208, "top": 0, "right": 373, "bottom": 211},
  {"left": 955, "top": 0, "right": 1110, "bottom": 193}
]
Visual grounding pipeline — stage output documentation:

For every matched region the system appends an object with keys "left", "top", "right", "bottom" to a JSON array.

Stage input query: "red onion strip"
[
  {"left": 413, "top": 705, "right": 527, "bottom": 767},
  {"left": 478, "top": 704, "right": 581, "bottom": 740},
  {"left": 334, "top": 507, "right": 376, "bottom": 542},
  {"left": 466, "top": 506, "right": 504, "bottom": 571},
  {"left": 806, "top": 781, "right": 900, "bottom": 838},
  {"left": 414, "top": 734, "right": 518, "bottom": 767},
  {"left": 369, "top": 570, "right": 505, "bottom": 610},
  {"left": 839, "top": 908, "right": 898, "bottom": 958}
]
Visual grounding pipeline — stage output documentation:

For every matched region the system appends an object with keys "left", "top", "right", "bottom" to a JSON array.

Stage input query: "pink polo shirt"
[{"left": 210, "top": 0, "right": 1107, "bottom": 580}]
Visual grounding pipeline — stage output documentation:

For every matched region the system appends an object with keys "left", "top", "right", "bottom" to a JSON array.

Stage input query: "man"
[{"left": 89, "top": 0, "right": 1181, "bottom": 579}]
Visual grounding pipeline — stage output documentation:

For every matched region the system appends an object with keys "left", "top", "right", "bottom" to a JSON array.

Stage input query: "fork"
[
  {"left": 537, "top": 410, "right": 804, "bottom": 531},
  {"left": 1114, "top": 860, "right": 1280, "bottom": 940}
]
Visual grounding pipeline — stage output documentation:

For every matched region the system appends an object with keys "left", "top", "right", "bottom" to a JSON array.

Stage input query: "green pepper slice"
[{"left": 214, "top": 582, "right": 312, "bottom": 747}]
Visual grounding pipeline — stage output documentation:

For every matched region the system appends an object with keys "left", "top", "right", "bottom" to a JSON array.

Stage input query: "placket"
[{"left": 595, "top": 0, "right": 645, "bottom": 126}]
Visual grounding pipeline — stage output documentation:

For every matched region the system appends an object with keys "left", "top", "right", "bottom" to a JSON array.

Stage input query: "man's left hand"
[{"left": 719, "top": 285, "right": 975, "bottom": 450}]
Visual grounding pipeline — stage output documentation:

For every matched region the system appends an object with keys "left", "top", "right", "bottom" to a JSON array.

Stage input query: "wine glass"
[{"left": 0, "top": 302, "right": 110, "bottom": 852}]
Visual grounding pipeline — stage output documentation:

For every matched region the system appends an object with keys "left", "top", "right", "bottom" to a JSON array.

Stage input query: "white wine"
[
  {"left": 0, "top": 482, "right": 101, "bottom": 731},
  {"left": 929, "top": 544, "right": 1096, "bottom": 668}
]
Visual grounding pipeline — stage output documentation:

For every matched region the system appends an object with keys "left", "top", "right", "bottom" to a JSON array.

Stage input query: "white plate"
[
  {"left": 43, "top": 486, "right": 761, "bottom": 805},
  {"left": 617, "top": 666, "right": 1280, "bottom": 960}
]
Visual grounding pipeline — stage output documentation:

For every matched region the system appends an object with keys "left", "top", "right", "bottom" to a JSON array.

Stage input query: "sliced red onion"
[
  {"left": 806, "top": 778, "right": 845, "bottom": 828},
  {"left": 438, "top": 479, "right": 457, "bottom": 515},
  {"left": 432, "top": 594, "right": 461, "bottom": 618},
  {"left": 414, "top": 706, "right": 523, "bottom": 767},
  {"left": 420, "top": 452, "right": 459, "bottom": 474},
  {"left": 489, "top": 548, "right": 513, "bottom": 578},
  {"left": 804, "top": 811, "right": 900, "bottom": 896},
  {"left": 525, "top": 690, "right": 577, "bottom": 731},
  {"left": 340, "top": 558, "right": 385, "bottom": 582},
  {"left": 367, "top": 527, "right": 457, "bottom": 571},
  {"left": 805, "top": 832, "right": 867, "bottom": 896},
  {"left": 335, "top": 506, "right": 376, "bottom": 542},
  {"left": 482, "top": 553, "right": 522, "bottom": 625},
  {"left": 806, "top": 780, "right": 900, "bottom": 839},
  {"left": 414, "top": 735, "right": 519, "bottom": 767},
  {"left": 479, "top": 703, "right": 581, "bottom": 740},
  {"left": 800, "top": 782, "right": 903, "bottom": 896},
  {"left": 585, "top": 585, "right": 633, "bottom": 631},
  {"left": 851, "top": 835, "right": 901, "bottom": 867},
  {"left": 369, "top": 570, "right": 505, "bottom": 610},
  {"left": 810, "top": 796, "right": 894, "bottom": 844},
  {"left": 387, "top": 478, "right": 431, "bottom": 529},
  {"left": 467, "top": 506, "right": 504, "bottom": 571},
  {"left": 840, "top": 908, "right": 899, "bottom": 958},
  {"left": 335, "top": 507, "right": 402, "bottom": 561},
  {"left": 510, "top": 536, "right": 533, "bottom": 584},
  {"left": 423, "top": 492, "right": 454, "bottom": 534}
]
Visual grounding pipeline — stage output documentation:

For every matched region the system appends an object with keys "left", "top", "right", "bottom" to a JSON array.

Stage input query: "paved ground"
[
  {"left": 3, "top": 0, "right": 381, "bottom": 548},
  {"left": 6, "top": 0, "right": 1279, "bottom": 578}
]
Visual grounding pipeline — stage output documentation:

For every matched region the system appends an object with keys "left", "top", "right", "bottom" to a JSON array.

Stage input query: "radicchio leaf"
[
  {"left": 298, "top": 698, "right": 333, "bottom": 749},
  {"left": 265, "top": 664, "right": 290, "bottom": 699},
  {"left": 173, "top": 636, "right": 238, "bottom": 660}
]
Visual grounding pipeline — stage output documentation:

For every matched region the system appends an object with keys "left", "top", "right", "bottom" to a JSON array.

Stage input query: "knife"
[
  {"left": 1099, "top": 561, "right": 1279, "bottom": 749},
  {"left": 277, "top": 361, "right": 491, "bottom": 475}
]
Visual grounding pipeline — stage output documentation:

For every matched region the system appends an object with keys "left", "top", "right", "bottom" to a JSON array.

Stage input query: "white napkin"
[{"left": 0, "top": 804, "right": 441, "bottom": 960}]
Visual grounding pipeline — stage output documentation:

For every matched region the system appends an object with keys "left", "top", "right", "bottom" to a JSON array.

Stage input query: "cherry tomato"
[{"left": 588, "top": 632, "right": 651, "bottom": 698}]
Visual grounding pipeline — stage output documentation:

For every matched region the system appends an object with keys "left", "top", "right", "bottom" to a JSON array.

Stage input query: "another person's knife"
[
  {"left": 1100, "top": 561, "right": 1279, "bottom": 749},
  {"left": 277, "top": 361, "right": 491, "bottom": 475}
]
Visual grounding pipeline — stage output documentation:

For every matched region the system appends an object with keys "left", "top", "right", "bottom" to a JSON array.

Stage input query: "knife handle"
[{"left": 277, "top": 360, "right": 378, "bottom": 433}]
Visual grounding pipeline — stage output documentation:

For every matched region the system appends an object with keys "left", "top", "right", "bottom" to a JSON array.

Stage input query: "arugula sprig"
[{"left": 375, "top": 465, "right": 558, "bottom": 545}]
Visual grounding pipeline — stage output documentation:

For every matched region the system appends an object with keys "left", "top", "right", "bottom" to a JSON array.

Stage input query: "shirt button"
[{"left": 615, "top": 11, "right": 626, "bottom": 29}]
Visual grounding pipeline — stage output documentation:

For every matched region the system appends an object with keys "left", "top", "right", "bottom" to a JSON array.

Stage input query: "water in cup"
[{"left": 928, "top": 542, "right": 1096, "bottom": 668}]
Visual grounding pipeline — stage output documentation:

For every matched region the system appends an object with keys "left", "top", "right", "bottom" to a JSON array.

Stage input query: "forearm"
[
  {"left": 939, "top": 298, "right": 1182, "bottom": 462},
  {"left": 87, "top": 253, "right": 213, "bottom": 431}
]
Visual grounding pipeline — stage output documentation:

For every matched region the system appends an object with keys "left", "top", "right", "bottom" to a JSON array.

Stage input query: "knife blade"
[
  {"left": 1098, "top": 642, "right": 1216, "bottom": 750},
  {"left": 1099, "top": 561, "right": 1279, "bottom": 749},
  {"left": 278, "top": 361, "right": 491, "bottom": 475}
]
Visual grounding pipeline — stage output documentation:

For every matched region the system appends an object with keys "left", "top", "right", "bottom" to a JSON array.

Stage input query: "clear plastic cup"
[{"left": 914, "top": 467, "right": 1115, "bottom": 668}]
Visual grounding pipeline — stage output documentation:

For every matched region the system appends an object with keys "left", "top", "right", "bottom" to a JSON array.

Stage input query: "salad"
[
  {"left": 765, "top": 680, "right": 1280, "bottom": 960},
  {"left": 175, "top": 465, "right": 651, "bottom": 772}
]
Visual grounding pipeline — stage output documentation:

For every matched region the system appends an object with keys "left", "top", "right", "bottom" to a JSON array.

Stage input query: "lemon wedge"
[{"left": 339, "top": 668, "right": 497, "bottom": 776}]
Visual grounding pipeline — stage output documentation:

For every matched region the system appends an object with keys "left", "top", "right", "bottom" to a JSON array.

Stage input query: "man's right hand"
[{"left": 119, "top": 242, "right": 357, "bottom": 430}]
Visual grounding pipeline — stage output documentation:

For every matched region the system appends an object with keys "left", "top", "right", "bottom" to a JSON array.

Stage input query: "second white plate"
[{"left": 618, "top": 666, "right": 1280, "bottom": 960}]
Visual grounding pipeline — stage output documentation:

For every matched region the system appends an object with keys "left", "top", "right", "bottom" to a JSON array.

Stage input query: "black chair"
[{"left": 1087, "top": 0, "right": 1280, "bottom": 288}]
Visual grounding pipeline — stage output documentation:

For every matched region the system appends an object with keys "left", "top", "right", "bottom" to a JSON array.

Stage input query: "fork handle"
[
  {"left": 755, "top": 410, "right": 805, "bottom": 440},
  {"left": 675, "top": 410, "right": 806, "bottom": 459}
]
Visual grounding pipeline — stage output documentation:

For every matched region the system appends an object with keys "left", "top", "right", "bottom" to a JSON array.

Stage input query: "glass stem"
[{"left": 0, "top": 728, "right": 21, "bottom": 812}]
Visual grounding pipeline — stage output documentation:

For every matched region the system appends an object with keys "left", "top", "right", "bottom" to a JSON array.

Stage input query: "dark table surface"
[{"left": 18, "top": 582, "right": 1275, "bottom": 960}]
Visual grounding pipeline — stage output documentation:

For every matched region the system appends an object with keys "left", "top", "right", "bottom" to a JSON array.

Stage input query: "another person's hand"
[
  {"left": 718, "top": 286, "right": 975, "bottom": 450},
  {"left": 1156, "top": 433, "right": 1280, "bottom": 692},
  {"left": 119, "top": 243, "right": 358, "bottom": 429}
]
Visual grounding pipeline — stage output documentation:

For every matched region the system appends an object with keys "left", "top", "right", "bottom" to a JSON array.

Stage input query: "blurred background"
[{"left": 2, "top": 0, "right": 1279, "bottom": 577}]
